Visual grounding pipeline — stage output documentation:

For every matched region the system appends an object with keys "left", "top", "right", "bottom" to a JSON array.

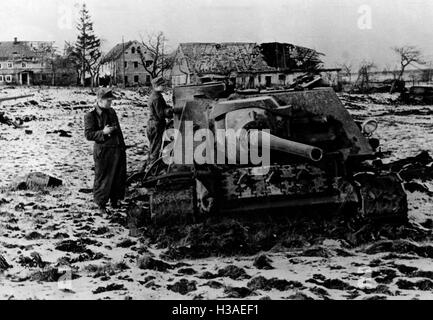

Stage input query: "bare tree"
[
  {"left": 393, "top": 45, "right": 425, "bottom": 79},
  {"left": 391, "top": 45, "right": 425, "bottom": 92},
  {"left": 422, "top": 62, "right": 433, "bottom": 83},
  {"left": 338, "top": 62, "right": 353, "bottom": 84},
  {"left": 174, "top": 47, "right": 192, "bottom": 85},
  {"left": 65, "top": 41, "right": 81, "bottom": 85},
  {"left": 382, "top": 64, "right": 392, "bottom": 78},
  {"left": 352, "top": 61, "right": 376, "bottom": 93},
  {"left": 138, "top": 32, "right": 174, "bottom": 80},
  {"left": 293, "top": 47, "right": 324, "bottom": 71},
  {"left": 391, "top": 65, "right": 400, "bottom": 80},
  {"left": 33, "top": 42, "right": 58, "bottom": 85}
]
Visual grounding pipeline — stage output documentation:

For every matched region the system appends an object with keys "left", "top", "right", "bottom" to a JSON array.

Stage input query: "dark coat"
[
  {"left": 147, "top": 91, "right": 169, "bottom": 162},
  {"left": 84, "top": 107, "right": 126, "bottom": 147},
  {"left": 84, "top": 107, "right": 126, "bottom": 206},
  {"left": 148, "top": 91, "right": 168, "bottom": 123}
]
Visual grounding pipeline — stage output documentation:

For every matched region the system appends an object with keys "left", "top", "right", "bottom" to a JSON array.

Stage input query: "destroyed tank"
[{"left": 140, "top": 82, "right": 408, "bottom": 227}]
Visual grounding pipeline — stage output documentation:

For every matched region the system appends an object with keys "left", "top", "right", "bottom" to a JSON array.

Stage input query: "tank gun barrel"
[{"left": 248, "top": 130, "right": 323, "bottom": 162}]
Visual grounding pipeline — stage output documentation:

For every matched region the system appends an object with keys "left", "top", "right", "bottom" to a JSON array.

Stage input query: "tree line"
[
  {"left": 43, "top": 4, "right": 171, "bottom": 87},
  {"left": 40, "top": 4, "right": 430, "bottom": 90},
  {"left": 339, "top": 45, "right": 427, "bottom": 93}
]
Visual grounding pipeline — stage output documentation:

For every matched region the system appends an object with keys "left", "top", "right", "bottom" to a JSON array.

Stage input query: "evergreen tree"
[{"left": 73, "top": 4, "right": 101, "bottom": 86}]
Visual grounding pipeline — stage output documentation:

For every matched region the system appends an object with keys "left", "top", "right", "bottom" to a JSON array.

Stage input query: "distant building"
[
  {"left": 171, "top": 42, "right": 340, "bottom": 89},
  {"left": 100, "top": 40, "right": 154, "bottom": 87},
  {"left": 0, "top": 38, "right": 51, "bottom": 85},
  {"left": 172, "top": 42, "right": 272, "bottom": 87},
  {"left": 0, "top": 38, "right": 77, "bottom": 86}
]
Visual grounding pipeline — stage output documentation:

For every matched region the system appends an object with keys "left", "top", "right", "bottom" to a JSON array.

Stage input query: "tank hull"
[{"left": 139, "top": 83, "right": 408, "bottom": 228}]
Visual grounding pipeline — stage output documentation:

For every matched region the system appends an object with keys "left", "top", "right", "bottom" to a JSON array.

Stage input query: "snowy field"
[{"left": 1, "top": 87, "right": 433, "bottom": 300}]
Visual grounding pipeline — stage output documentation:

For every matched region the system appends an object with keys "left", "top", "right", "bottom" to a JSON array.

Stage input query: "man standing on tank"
[{"left": 146, "top": 76, "right": 173, "bottom": 164}]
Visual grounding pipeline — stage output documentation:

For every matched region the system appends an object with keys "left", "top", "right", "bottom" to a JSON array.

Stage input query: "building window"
[
  {"left": 0, "top": 75, "right": 3, "bottom": 82},
  {"left": 145, "top": 60, "right": 152, "bottom": 67},
  {"left": 22, "top": 62, "right": 27, "bottom": 68},
  {"left": 146, "top": 75, "right": 151, "bottom": 85},
  {"left": 5, "top": 75, "right": 12, "bottom": 82},
  {"left": 134, "top": 75, "right": 139, "bottom": 83},
  {"left": 265, "top": 76, "right": 272, "bottom": 87},
  {"left": 42, "top": 74, "right": 47, "bottom": 81},
  {"left": 279, "top": 74, "right": 286, "bottom": 81},
  {"left": 124, "top": 76, "right": 128, "bottom": 84},
  {"left": 0, "top": 64, "right": 2, "bottom": 69},
  {"left": 131, "top": 47, "right": 135, "bottom": 54},
  {"left": 7, "top": 63, "right": 13, "bottom": 68},
  {"left": 134, "top": 62, "right": 139, "bottom": 68},
  {"left": 124, "top": 61, "right": 127, "bottom": 68},
  {"left": 248, "top": 76, "right": 255, "bottom": 88}
]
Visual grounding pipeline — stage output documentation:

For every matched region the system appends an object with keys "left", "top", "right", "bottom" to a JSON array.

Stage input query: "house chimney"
[{"left": 13, "top": 37, "right": 18, "bottom": 44}]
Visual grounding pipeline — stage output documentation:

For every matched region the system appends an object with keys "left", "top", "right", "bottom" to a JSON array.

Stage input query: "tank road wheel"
[{"left": 353, "top": 172, "right": 408, "bottom": 223}]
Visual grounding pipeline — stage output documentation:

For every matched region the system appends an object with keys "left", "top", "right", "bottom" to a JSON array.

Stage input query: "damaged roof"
[
  {"left": 177, "top": 42, "right": 324, "bottom": 75},
  {"left": 178, "top": 42, "right": 276, "bottom": 74},
  {"left": 0, "top": 40, "right": 52, "bottom": 59},
  {"left": 260, "top": 42, "right": 324, "bottom": 71}
]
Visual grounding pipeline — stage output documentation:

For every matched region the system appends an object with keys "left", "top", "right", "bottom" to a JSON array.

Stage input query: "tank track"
[
  {"left": 150, "top": 179, "right": 196, "bottom": 225},
  {"left": 353, "top": 172, "right": 408, "bottom": 223},
  {"left": 146, "top": 170, "right": 408, "bottom": 228}
]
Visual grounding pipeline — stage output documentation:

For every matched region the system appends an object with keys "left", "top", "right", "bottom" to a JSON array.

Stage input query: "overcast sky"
[{"left": 1, "top": 0, "right": 433, "bottom": 70}]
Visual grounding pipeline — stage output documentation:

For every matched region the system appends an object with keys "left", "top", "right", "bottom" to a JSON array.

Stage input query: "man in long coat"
[{"left": 84, "top": 88, "right": 126, "bottom": 213}]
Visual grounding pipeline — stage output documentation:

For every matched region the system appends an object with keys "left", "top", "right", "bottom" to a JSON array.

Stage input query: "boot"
[
  {"left": 98, "top": 204, "right": 108, "bottom": 215},
  {"left": 111, "top": 200, "right": 119, "bottom": 209}
]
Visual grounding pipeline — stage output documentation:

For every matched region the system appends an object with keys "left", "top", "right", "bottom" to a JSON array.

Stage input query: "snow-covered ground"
[{"left": 1, "top": 88, "right": 433, "bottom": 300}]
